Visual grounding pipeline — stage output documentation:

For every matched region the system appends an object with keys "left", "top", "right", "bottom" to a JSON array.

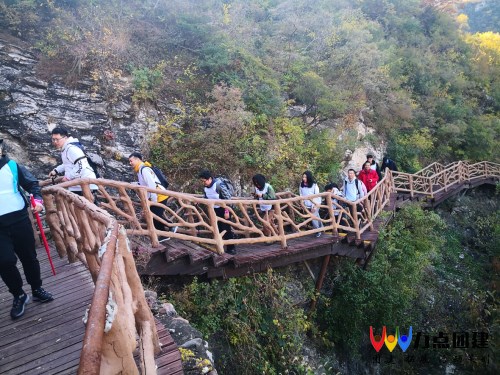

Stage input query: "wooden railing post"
[
  {"left": 207, "top": 203, "right": 225, "bottom": 255},
  {"left": 274, "top": 202, "right": 287, "bottom": 249},
  {"left": 137, "top": 188, "right": 159, "bottom": 247},
  {"left": 325, "top": 194, "right": 338, "bottom": 236},
  {"left": 78, "top": 223, "right": 118, "bottom": 375},
  {"left": 351, "top": 202, "right": 361, "bottom": 240},
  {"left": 409, "top": 175, "right": 414, "bottom": 198},
  {"left": 81, "top": 183, "right": 94, "bottom": 203}
]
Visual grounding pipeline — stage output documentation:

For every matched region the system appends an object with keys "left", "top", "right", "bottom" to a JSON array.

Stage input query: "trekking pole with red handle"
[{"left": 30, "top": 195, "right": 56, "bottom": 276}]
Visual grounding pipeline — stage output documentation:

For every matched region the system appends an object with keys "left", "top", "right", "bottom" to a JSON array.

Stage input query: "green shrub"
[{"left": 169, "top": 270, "right": 316, "bottom": 374}]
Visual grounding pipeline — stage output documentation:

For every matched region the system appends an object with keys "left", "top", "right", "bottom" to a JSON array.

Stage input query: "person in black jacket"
[
  {"left": 381, "top": 155, "right": 398, "bottom": 172},
  {"left": 362, "top": 154, "right": 383, "bottom": 181},
  {"left": 0, "top": 139, "right": 53, "bottom": 320}
]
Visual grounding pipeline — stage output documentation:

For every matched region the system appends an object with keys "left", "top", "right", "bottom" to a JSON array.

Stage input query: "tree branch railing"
[
  {"left": 42, "top": 161, "right": 498, "bottom": 256},
  {"left": 42, "top": 170, "right": 395, "bottom": 254},
  {"left": 41, "top": 186, "right": 160, "bottom": 375},
  {"left": 392, "top": 161, "right": 500, "bottom": 199}
]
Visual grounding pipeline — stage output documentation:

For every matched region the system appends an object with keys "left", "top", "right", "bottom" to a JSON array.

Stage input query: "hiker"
[
  {"left": 381, "top": 155, "right": 398, "bottom": 172},
  {"left": 128, "top": 152, "right": 176, "bottom": 241},
  {"left": 199, "top": 170, "right": 236, "bottom": 255},
  {"left": 48, "top": 127, "right": 98, "bottom": 197},
  {"left": 343, "top": 169, "right": 366, "bottom": 202},
  {"left": 363, "top": 154, "right": 382, "bottom": 181},
  {"left": 299, "top": 170, "right": 323, "bottom": 237},
  {"left": 0, "top": 139, "right": 53, "bottom": 320},
  {"left": 252, "top": 174, "right": 277, "bottom": 240},
  {"left": 358, "top": 161, "right": 379, "bottom": 192},
  {"left": 324, "top": 182, "right": 344, "bottom": 219},
  {"left": 342, "top": 169, "right": 367, "bottom": 225}
]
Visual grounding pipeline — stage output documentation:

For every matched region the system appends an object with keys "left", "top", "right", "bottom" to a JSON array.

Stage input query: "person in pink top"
[{"left": 358, "top": 161, "right": 379, "bottom": 192}]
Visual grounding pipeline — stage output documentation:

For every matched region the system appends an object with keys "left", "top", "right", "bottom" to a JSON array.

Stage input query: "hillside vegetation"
[
  {"left": 1, "top": 2, "right": 498, "bottom": 374},
  {"left": 1, "top": 0, "right": 499, "bottom": 189}
]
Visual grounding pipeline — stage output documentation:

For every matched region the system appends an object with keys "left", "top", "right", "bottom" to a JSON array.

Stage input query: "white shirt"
[
  {"left": 255, "top": 183, "right": 273, "bottom": 212},
  {"left": 299, "top": 183, "right": 321, "bottom": 208},
  {"left": 54, "top": 137, "right": 97, "bottom": 191}
]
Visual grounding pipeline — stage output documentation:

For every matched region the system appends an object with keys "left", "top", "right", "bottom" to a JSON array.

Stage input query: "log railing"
[
  {"left": 392, "top": 161, "right": 500, "bottom": 199},
  {"left": 41, "top": 186, "right": 160, "bottom": 375},
  {"left": 41, "top": 161, "right": 498, "bottom": 256},
  {"left": 42, "top": 170, "right": 395, "bottom": 254}
]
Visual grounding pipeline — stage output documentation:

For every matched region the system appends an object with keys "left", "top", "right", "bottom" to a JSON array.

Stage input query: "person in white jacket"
[
  {"left": 299, "top": 170, "right": 323, "bottom": 237},
  {"left": 48, "top": 127, "right": 97, "bottom": 194}
]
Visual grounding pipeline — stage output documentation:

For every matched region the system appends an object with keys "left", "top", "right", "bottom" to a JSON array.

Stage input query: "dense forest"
[
  {"left": 1, "top": 0, "right": 499, "bottom": 190},
  {"left": 1, "top": 0, "right": 498, "bottom": 374}
]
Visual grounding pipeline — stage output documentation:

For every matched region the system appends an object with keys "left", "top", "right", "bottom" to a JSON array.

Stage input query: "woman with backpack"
[{"left": 299, "top": 170, "right": 323, "bottom": 237}]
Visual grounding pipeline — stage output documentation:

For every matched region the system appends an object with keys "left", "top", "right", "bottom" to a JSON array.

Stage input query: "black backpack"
[
  {"left": 140, "top": 165, "right": 169, "bottom": 189},
  {"left": 70, "top": 142, "right": 101, "bottom": 178}
]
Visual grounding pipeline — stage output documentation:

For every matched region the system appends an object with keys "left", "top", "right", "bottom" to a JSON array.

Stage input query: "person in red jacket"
[{"left": 358, "top": 161, "right": 379, "bottom": 192}]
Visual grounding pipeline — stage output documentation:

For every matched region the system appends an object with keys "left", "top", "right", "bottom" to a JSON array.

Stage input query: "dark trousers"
[
  {"left": 0, "top": 216, "right": 42, "bottom": 297},
  {"left": 151, "top": 204, "right": 167, "bottom": 232},
  {"left": 214, "top": 207, "right": 235, "bottom": 251}
]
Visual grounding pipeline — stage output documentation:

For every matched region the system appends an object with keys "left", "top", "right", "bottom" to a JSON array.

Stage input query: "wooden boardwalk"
[
  {"left": 140, "top": 175, "right": 499, "bottom": 279},
  {"left": 140, "top": 194, "right": 395, "bottom": 278},
  {"left": 0, "top": 245, "right": 182, "bottom": 375}
]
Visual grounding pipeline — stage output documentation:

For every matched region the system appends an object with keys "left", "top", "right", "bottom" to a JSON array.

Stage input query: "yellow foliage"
[
  {"left": 179, "top": 347, "right": 195, "bottom": 362},
  {"left": 456, "top": 13, "right": 468, "bottom": 26},
  {"left": 464, "top": 31, "right": 500, "bottom": 66},
  {"left": 222, "top": 3, "right": 231, "bottom": 25}
]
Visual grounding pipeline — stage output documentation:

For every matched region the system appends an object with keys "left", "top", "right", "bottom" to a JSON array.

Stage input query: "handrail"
[
  {"left": 393, "top": 161, "right": 500, "bottom": 198},
  {"left": 41, "top": 170, "right": 395, "bottom": 253},
  {"left": 41, "top": 161, "right": 499, "bottom": 256},
  {"left": 41, "top": 186, "right": 160, "bottom": 374}
]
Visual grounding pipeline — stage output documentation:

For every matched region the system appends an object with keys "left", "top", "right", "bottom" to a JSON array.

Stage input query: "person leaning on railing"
[{"left": 48, "top": 127, "right": 98, "bottom": 197}]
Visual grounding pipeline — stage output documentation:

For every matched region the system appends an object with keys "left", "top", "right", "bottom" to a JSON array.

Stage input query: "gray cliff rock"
[{"left": 0, "top": 36, "right": 159, "bottom": 182}]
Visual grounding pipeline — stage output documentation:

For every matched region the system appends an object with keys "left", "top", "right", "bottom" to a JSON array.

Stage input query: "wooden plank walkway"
[
  {"left": 140, "top": 197, "right": 395, "bottom": 279},
  {"left": 0, "top": 244, "right": 183, "bottom": 375},
  {"left": 140, "top": 176, "right": 497, "bottom": 279}
]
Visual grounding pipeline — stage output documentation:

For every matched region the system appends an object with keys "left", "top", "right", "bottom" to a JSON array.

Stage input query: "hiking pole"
[{"left": 30, "top": 195, "right": 56, "bottom": 276}]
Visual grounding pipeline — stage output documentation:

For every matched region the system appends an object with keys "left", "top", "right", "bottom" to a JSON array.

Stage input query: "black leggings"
[{"left": 0, "top": 216, "right": 42, "bottom": 296}]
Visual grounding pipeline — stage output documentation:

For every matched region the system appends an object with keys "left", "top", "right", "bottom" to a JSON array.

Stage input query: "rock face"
[{"left": 0, "top": 35, "right": 157, "bottom": 181}]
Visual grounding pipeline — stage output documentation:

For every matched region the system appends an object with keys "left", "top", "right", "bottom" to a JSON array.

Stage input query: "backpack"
[
  {"left": 70, "top": 142, "right": 102, "bottom": 178},
  {"left": 216, "top": 176, "right": 234, "bottom": 200},
  {"left": 140, "top": 164, "right": 169, "bottom": 190}
]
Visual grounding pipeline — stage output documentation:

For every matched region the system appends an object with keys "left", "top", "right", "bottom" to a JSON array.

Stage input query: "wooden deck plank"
[{"left": 0, "top": 244, "right": 183, "bottom": 375}]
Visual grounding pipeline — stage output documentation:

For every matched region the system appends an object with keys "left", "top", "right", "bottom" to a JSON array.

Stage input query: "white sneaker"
[{"left": 171, "top": 226, "right": 179, "bottom": 234}]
